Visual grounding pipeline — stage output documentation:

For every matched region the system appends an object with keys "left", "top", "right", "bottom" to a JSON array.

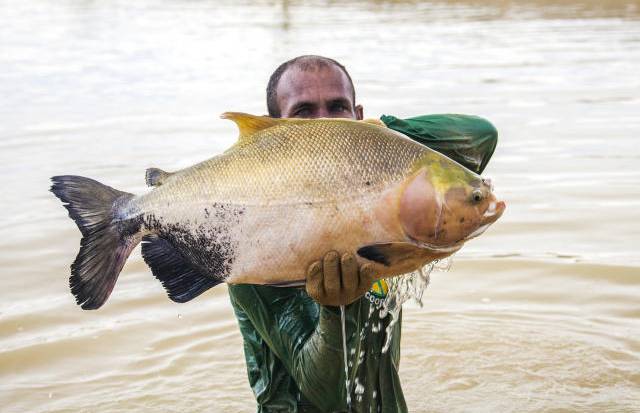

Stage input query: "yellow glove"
[{"left": 305, "top": 251, "right": 376, "bottom": 306}]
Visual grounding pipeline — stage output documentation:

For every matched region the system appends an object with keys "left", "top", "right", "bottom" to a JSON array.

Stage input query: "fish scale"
[{"left": 139, "top": 121, "right": 420, "bottom": 207}]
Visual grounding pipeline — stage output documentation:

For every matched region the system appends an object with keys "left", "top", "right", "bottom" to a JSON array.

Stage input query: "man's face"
[{"left": 275, "top": 64, "right": 363, "bottom": 120}]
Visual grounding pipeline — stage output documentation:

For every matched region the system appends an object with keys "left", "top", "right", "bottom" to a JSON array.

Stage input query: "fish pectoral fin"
[
  {"left": 221, "top": 112, "right": 283, "bottom": 145},
  {"left": 361, "top": 118, "right": 387, "bottom": 128},
  {"left": 141, "top": 235, "right": 223, "bottom": 303},
  {"left": 145, "top": 167, "right": 172, "bottom": 187},
  {"left": 357, "top": 242, "right": 422, "bottom": 267}
]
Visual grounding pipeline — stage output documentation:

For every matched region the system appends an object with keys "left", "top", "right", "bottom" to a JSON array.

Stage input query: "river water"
[{"left": 1, "top": 1, "right": 639, "bottom": 412}]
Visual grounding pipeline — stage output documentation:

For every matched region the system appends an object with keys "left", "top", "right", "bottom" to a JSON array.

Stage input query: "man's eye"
[
  {"left": 294, "top": 108, "right": 311, "bottom": 117},
  {"left": 330, "top": 104, "right": 347, "bottom": 112}
]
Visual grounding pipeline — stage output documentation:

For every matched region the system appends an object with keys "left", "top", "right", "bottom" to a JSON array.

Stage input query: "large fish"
[{"left": 51, "top": 113, "right": 505, "bottom": 309}]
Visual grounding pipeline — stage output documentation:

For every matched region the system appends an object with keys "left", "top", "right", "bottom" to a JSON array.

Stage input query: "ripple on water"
[
  {"left": 400, "top": 308, "right": 640, "bottom": 412},
  {"left": 2, "top": 0, "right": 640, "bottom": 411}
]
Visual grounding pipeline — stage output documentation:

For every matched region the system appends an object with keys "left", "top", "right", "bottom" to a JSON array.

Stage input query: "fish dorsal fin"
[
  {"left": 221, "top": 112, "right": 283, "bottom": 144},
  {"left": 362, "top": 118, "right": 387, "bottom": 127},
  {"left": 145, "top": 167, "right": 172, "bottom": 187}
]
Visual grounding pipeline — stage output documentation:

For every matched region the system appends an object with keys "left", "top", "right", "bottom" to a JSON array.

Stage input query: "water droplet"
[
  {"left": 340, "top": 305, "right": 351, "bottom": 412},
  {"left": 372, "top": 322, "right": 381, "bottom": 333},
  {"left": 355, "top": 377, "right": 365, "bottom": 402},
  {"left": 378, "top": 258, "right": 449, "bottom": 353}
]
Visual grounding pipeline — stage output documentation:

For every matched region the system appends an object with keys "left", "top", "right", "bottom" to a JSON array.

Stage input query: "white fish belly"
[
  {"left": 227, "top": 195, "right": 397, "bottom": 284},
  {"left": 132, "top": 178, "right": 405, "bottom": 285}
]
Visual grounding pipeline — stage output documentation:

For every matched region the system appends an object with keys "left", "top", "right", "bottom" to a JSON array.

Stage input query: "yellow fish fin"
[
  {"left": 362, "top": 118, "right": 387, "bottom": 127},
  {"left": 221, "top": 112, "right": 283, "bottom": 144}
]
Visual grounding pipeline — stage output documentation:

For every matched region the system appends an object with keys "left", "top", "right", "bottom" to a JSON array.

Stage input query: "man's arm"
[
  {"left": 381, "top": 114, "right": 498, "bottom": 174},
  {"left": 229, "top": 281, "right": 361, "bottom": 412}
]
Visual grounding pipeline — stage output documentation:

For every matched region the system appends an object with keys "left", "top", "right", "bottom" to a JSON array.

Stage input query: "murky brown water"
[{"left": 1, "top": 1, "right": 639, "bottom": 412}]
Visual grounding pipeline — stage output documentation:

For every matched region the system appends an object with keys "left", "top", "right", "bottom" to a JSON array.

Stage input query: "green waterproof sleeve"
[
  {"left": 380, "top": 114, "right": 498, "bottom": 174},
  {"left": 229, "top": 284, "right": 356, "bottom": 412},
  {"left": 229, "top": 284, "right": 406, "bottom": 413}
]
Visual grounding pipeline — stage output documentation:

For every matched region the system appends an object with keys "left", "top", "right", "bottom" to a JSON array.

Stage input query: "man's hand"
[{"left": 305, "top": 251, "right": 377, "bottom": 306}]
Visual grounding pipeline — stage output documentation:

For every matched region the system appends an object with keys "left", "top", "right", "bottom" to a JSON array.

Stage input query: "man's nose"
[{"left": 315, "top": 108, "right": 330, "bottom": 118}]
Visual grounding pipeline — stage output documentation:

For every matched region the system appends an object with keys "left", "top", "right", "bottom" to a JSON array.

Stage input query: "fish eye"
[{"left": 471, "top": 189, "right": 484, "bottom": 203}]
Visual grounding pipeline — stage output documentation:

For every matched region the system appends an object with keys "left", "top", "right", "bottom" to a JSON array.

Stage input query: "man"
[{"left": 228, "top": 55, "right": 497, "bottom": 413}]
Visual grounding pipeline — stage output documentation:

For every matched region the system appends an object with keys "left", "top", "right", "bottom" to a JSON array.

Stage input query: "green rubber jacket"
[{"left": 229, "top": 114, "right": 497, "bottom": 413}]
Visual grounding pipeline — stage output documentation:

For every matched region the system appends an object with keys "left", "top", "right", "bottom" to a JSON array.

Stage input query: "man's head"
[{"left": 266, "top": 55, "right": 363, "bottom": 120}]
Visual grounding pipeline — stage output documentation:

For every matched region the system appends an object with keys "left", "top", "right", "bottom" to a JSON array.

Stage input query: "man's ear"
[{"left": 355, "top": 104, "right": 364, "bottom": 120}]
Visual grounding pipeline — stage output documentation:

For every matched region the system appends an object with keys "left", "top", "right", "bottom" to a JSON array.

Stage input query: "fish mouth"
[
  {"left": 463, "top": 200, "right": 506, "bottom": 241},
  {"left": 483, "top": 200, "right": 506, "bottom": 222}
]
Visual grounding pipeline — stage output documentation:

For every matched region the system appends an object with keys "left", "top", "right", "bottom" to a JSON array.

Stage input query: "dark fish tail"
[{"left": 50, "top": 175, "right": 139, "bottom": 310}]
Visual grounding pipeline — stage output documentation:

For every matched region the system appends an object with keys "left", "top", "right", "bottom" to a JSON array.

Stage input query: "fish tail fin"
[{"left": 50, "top": 175, "right": 139, "bottom": 310}]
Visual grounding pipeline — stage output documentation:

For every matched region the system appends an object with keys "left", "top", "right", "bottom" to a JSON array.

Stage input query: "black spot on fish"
[
  {"left": 117, "top": 216, "right": 142, "bottom": 237},
  {"left": 142, "top": 204, "right": 245, "bottom": 280},
  {"left": 365, "top": 181, "right": 371, "bottom": 186},
  {"left": 460, "top": 217, "right": 465, "bottom": 223}
]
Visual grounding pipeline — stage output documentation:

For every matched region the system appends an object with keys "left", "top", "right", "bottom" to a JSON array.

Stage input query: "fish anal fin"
[
  {"left": 145, "top": 168, "right": 172, "bottom": 187},
  {"left": 221, "top": 112, "right": 283, "bottom": 145},
  {"left": 141, "top": 235, "right": 222, "bottom": 303}
]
